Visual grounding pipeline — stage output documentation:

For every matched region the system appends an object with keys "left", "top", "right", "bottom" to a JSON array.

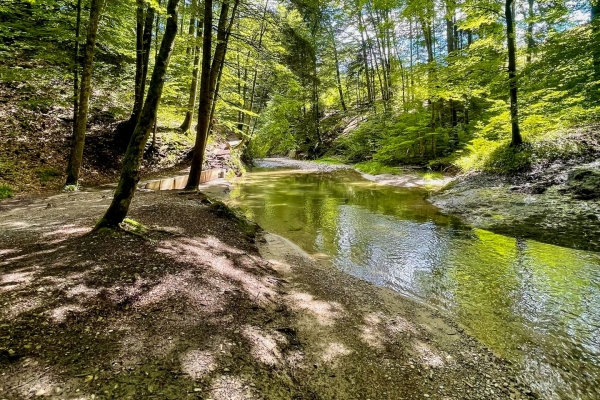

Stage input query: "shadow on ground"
[{"left": 0, "top": 190, "right": 533, "bottom": 399}]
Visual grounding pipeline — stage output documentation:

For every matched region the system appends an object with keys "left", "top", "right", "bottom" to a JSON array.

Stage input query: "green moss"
[
  {"left": 36, "top": 167, "right": 61, "bottom": 184},
  {"left": 0, "top": 184, "right": 14, "bottom": 200}
]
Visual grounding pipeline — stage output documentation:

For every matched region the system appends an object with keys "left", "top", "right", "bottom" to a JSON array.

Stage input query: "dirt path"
[{"left": 0, "top": 189, "right": 534, "bottom": 399}]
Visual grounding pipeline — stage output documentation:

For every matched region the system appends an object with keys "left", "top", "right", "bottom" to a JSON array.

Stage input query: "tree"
[
  {"left": 65, "top": 0, "right": 105, "bottom": 187},
  {"left": 180, "top": 9, "right": 203, "bottom": 132},
  {"left": 186, "top": 0, "right": 239, "bottom": 190},
  {"left": 592, "top": 0, "right": 600, "bottom": 83},
  {"left": 118, "top": 0, "right": 156, "bottom": 143},
  {"left": 505, "top": 0, "right": 523, "bottom": 147},
  {"left": 96, "top": 0, "right": 180, "bottom": 229}
]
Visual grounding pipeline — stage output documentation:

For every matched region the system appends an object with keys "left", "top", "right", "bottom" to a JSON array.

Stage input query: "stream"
[{"left": 217, "top": 165, "right": 600, "bottom": 399}]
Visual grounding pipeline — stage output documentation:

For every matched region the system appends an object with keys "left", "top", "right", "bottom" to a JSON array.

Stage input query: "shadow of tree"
[{"left": 0, "top": 190, "right": 530, "bottom": 399}]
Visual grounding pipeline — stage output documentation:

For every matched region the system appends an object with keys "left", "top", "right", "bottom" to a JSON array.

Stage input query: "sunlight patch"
[
  {"left": 48, "top": 304, "right": 84, "bottom": 323},
  {"left": 287, "top": 291, "right": 344, "bottom": 326},
  {"left": 180, "top": 350, "right": 216, "bottom": 380},
  {"left": 210, "top": 375, "right": 255, "bottom": 400},
  {"left": 243, "top": 326, "right": 286, "bottom": 366},
  {"left": 413, "top": 340, "right": 445, "bottom": 367},
  {"left": 321, "top": 342, "right": 353, "bottom": 364}
]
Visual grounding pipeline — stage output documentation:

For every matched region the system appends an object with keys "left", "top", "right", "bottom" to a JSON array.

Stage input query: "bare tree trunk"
[
  {"left": 208, "top": 0, "right": 239, "bottom": 131},
  {"left": 330, "top": 30, "right": 347, "bottom": 112},
  {"left": 592, "top": 0, "right": 600, "bottom": 83},
  {"left": 526, "top": 0, "right": 535, "bottom": 64},
  {"left": 506, "top": 0, "right": 523, "bottom": 146},
  {"left": 65, "top": 0, "right": 104, "bottom": 187},
  {"left": 72, "top": 0, "right": 82, "bottom": 136},
  {"left": 96, "top": 0, "right": 180, "bottom": 229},
  {"left": 180, "top": 16, "right": 203, "bottom": 132},
  {"left": 119, "top": 2, "right": 155, "bottom": 141},
  {"left": 186, "top": 0, "right": 234, "bottom": 190},
  {"left": 186, "top": 0, "right": 198, "bottom": 55}
]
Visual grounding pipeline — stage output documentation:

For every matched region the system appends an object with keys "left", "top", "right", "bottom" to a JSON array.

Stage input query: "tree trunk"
[
  {"left": 330, "top": 31, "right": 347, "bottom": 112},
  {"left": 592, "top": 0, "right": 600, "bottom": 83},
  {"left": 185, "top": 0, "right": 219, "bottom": 190},
  {"left": 96, "top": 0, "right": 180, "bottom": 229},
  {"left": 119, "top": 3, "right": 155, "bottom": 142},
  {"left": 208, "top": 0, "right": 240, "bottom": 132},
  {"left": 446, "top": 1, "right": 458, "bottom": 147},
  {"left": 72, "top": 0, "right": 82, "bottom": 137},
  {"left": 65, "top": 0, "right": 104, "bottom": 187},
  {"left": 526, "top": 0, "right": 535, "bottom": 64},
  {"left": 446, "top": 1, "right": 455, "bottom": 54},
  {"left": 186, "top": 0, "right": 198, "bottom": 55},
  {"left": 506, "top": 0, "right": 523, "bottom": 146},
  {"left": 180, "top": 16, "right": 203, "bottom": 132}
]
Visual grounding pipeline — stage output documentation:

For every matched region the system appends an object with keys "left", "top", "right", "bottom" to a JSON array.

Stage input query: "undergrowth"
[{"left": 0, "top": 184, "right": 13, "bottom": 199}]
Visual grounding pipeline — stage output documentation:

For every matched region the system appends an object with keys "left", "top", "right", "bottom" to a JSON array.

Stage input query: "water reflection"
[{"left": 223, "top": 168, "right": 600, "bottom": 399}]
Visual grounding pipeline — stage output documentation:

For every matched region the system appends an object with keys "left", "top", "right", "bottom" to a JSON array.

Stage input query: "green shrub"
[{"left": 0, "top": 184, "right": 13, "bottom": 199}]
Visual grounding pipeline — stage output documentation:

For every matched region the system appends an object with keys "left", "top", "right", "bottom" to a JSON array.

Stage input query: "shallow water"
[{"left": 222, "top": 167, "right": 600, "bottom": 399}]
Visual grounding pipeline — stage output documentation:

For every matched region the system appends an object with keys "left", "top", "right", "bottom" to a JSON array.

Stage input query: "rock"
[{"left": 567, "top": 168, "right": 600, "bottom": 199}]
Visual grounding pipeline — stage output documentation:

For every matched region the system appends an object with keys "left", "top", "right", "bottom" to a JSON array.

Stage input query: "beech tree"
[
  {"left": 64, "top": 0, "right": 104, "bottom": 187},
  {"left": 505, "top": 0, "right": 523, "bottom": 147},
  {"left": 186, "top": 0, "right": 239, "bottom": 190},
  {"left": 96, "top": 0, "right": 180, "bottom": 229}
]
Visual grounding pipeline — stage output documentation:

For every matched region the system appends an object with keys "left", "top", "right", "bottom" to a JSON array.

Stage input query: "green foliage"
[
  {"left": 456, "top": 128, "right": 591, "bottom": 174},
  {"left": 0, "top": 184, "right": 13, "bottom": 199},
  {"left": 354, "top": 161, "right": 401, "bottom": 175}
]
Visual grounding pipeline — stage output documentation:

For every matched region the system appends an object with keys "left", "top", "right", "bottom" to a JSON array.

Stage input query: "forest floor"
[{"left": 0, "top": 186, "right": 536, "bottom": 400}]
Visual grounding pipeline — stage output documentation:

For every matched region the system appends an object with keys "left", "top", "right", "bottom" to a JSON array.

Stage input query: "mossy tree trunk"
[
  {"left": 506, "top": 0, "right": 523, "bottom": 147},
  {"left": 65, "top": 0, "right": 104, "bottom": 187},
  {"left": 96, "top": 0, "right": 180, "bottom": 229}
]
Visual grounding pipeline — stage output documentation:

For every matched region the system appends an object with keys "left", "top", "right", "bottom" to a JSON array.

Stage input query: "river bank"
[
  {"left": 0, "top": 187, "right": 535, "bottom": 399},
  {"left": 430, "top": 162, "right": 600, "bottom": 252}
]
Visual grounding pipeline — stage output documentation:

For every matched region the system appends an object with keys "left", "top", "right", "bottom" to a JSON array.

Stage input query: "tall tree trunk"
[
  {"left": 446, "top": 1, "right": 455, "bottom": 54},
  {"left": 592, "top": 0, "right": 600, "bottom": 83},
  {"left": 526, "top": 0, "right": 535, "bottom": 64},
  {"left": 186, "top": 0, "right": 198, "bottom": 55},
  {"left": 358, "top": 14, "right": 373, "bottom": 104},
  {"left": 96, "top": 0, "right": 180, "bottom": 229},
  {"left": 180, "top": 16, "right": 203, "bottom": 131},
  {"left": 506, "top": 0, "right": 523, "bottom": 146},
  {"left": 242, "top": 0, "right": 270, "bottom": 139},
  {"left": 65, "top": 0, "right": 104, "bottom": 187},
  {"left": 120, "top": 3, "right": 155, "bottom": 141},
  {"left": 330, "top": 31, "right": 347, "bottom": 112},
  {"left": 446, "top": 1, "right": 458, "bottom": 147},
  {"left": 186, "top": 0, "right": 231, "bottom": 190},
  {"left": 208, "top": 0, "right": 240, "bottom": 132},
  {"left": 72, "top": 0, "right": 82, "bottom": 136}
]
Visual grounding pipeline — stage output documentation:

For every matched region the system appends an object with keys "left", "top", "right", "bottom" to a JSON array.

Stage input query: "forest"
[
  {"left": 2, "top": 0, "right": 600, "bottom": 399},
  {"left": 1, "top": 0, "right": 599, "bottom": 200}
]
